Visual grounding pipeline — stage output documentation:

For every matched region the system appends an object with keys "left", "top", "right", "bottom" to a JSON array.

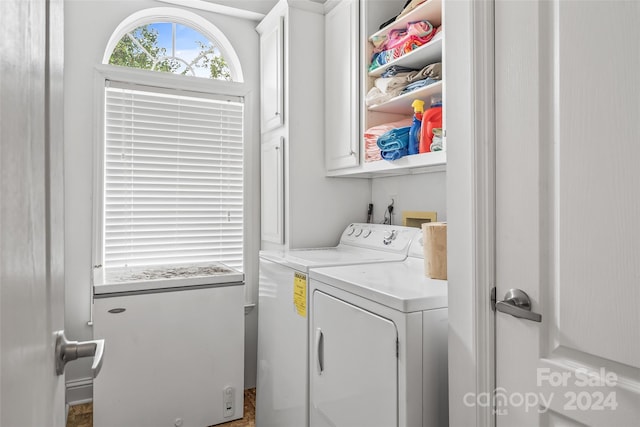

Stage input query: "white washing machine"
[
  {"left": 256, "top": 223, "right": 419, "bottom": 427},
  {"left": 308, "top": 236, "right": 448, "bottom": 427}
]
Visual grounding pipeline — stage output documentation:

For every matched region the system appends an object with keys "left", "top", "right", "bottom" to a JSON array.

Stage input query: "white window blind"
[{"left": 103, "top": 82, "right": 244, "bottom": 272}]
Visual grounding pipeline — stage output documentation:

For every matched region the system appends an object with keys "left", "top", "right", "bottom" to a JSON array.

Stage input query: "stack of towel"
[
  {"left": 377, "top": 126, "right": 411, "bottom": 161},
  {"left": 369, "top": 21, "right": 440, "bottom": 72},
  {"left": 364, "top": 118, "right": 413, "bottom": 162},
  {"left": 365, "top": 62, "right": 442, "bottom": 107}
]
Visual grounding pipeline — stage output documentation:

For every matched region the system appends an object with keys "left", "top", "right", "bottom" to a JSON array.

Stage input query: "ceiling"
[{"left": 200, "top": 0, "right": 326, "bottom": 16}]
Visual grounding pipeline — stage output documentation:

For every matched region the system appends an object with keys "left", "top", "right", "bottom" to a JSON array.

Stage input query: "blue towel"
[
  {"left": 380, "top": 65, "right": 417, "bottom": 78},
  {"left": 400, "top": 78, "right": 439, "bottom": 94},
  {"left": 377, "top": 126, "right": 410, "bottom": 150},
  {"left": 381, "top": 148, "right": 408, "bottom": 161},
  {"left": 377, "top": 126, "right": 410, "bottom": 161}
]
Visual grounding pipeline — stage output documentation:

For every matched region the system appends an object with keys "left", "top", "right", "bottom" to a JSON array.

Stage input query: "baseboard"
[{"left": 66, "top": 377, "right": 93, "bottom": 406}]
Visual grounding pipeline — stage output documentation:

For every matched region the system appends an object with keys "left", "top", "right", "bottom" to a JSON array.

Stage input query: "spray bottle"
[{"left": 409, "top": 99, "right": 425, "bottom": 155}]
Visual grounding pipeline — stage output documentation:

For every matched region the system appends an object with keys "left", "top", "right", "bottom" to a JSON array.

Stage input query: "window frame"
[
  {"left": 102, "top": 7, "right": 244, "bottom": 82},
  {"left": 91, "top": 64, "right": 253, "bottom": 287}
]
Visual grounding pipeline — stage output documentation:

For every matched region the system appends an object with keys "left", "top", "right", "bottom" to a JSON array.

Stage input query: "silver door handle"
[
  {"left": 55, "top": 330, "right": 105, "bottom": 378},
  {"left": 315, "top": 328, "right": 324, "bottom": 375},
  {"left": 495, "top": 289, "right": 542, "bottom": 322}
]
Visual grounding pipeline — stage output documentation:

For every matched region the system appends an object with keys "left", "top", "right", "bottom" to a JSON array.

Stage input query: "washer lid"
[
  {"left": 309, "top": 258, "right": 447, "bottom": 312},
  {"left": 260, "top": 245, "right": 408, "bottom": 272}
]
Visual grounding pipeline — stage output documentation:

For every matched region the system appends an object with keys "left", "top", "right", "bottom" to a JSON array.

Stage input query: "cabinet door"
[
  {"left": 325, "top": 0, "right": 360, "bottom": 171},
  {"left": 260, "top": 16, "right": 284, "bottom": 132},
  {"left": 311, "top": 290, "right": 397, "bottom": 427},
  {"left": 261, "top": 134, "right": 284, "bottom": 243}
]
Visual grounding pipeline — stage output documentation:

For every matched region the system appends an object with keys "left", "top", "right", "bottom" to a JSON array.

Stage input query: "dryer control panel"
[{"left": 340, "top": 223, "right": 418, "bottom": 253}]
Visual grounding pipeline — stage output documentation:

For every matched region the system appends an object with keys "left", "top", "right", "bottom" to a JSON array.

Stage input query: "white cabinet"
[
  {"left": 325, "top": 0, "right": 360, "bottom": 171},
  {"left": 257, "top": 0, "right": 370, "bottom": 249},
  {"left": 325, "top": 0, "right": 446, "bottom": 177},
  {"left": 311, "top": 291, "right": 398, "bottom": 427},
  {"left": 260, "top": 135, "right": 284, "bottom": 244},
  {"left": 259, "top": 17, "right": 284, "bottom": 132}
]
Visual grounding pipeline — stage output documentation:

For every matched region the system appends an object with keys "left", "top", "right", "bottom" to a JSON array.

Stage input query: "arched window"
[
  {"left": 103, "top": 7, "right": 244, "bottom": 81},
  {"left": 94, "top": 8, "right": 247, "bottom": 285}
]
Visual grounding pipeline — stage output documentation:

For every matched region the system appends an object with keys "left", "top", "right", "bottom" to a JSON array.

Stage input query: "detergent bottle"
[
  {"left": 409, "top": 99, "right": 425, "bottom": 155},
  {"left": 420, "top": 96, "right": 443, "bottom": 153}
]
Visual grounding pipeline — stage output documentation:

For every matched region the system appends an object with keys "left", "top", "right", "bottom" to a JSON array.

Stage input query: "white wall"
[
  {"left": 370, "top": 172, "right": 447, "bottom": 225},
  {"left": 64, "top": 0, "right": 261, "bottom": 399}
]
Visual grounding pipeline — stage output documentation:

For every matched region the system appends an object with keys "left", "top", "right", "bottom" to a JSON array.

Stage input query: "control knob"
[
  {"left": 383, "top": 230, "right": 398, "bottom": 240},
  {"left": 383, "top": 230, "right": 398, "bottom": 245}
]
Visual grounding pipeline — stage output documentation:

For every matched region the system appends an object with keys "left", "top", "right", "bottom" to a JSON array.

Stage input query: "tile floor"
[{"left": 66, "top": 388, "right": 256, "bottom": 427}]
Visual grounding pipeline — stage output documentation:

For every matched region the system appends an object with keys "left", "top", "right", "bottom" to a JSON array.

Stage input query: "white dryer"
[
  {"left": 256, "top": 223, "right": 419, "bottom": 427},
  {"left": 308, "top": 236, "right": 448, "bottom": 427}
]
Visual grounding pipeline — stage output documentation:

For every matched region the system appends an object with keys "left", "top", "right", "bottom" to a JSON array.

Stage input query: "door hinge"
[{"left": 490, "top": 286, "right": 497, "bottom": 311}]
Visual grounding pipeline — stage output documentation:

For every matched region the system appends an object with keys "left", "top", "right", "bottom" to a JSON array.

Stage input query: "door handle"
[
  {"left": 54, "top": 330, "right": 105, "bottom": 378},
  {"left": 315, "top": 328, "right": 324, "bottom": 375},
  {"left": 495, "top": 289, "right": 542, "bottom": 323}
]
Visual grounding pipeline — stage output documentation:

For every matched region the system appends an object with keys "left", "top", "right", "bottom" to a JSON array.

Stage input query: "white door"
[
  {"left": 311, "top": 290, "right": 397, "bottom": 427},
  {"left": 495, "top": 0, "right": 640, "bottom": 425},
  {"left": 0, "top": 0, "right": 65, "bottom": 425}
]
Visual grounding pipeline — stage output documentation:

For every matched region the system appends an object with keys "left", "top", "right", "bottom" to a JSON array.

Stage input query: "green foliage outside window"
[{"left": 109, "top": 24, "right": 231, "bottom": 81}]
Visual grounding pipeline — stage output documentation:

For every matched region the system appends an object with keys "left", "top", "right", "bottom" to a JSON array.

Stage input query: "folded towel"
[
  {"left": 381, "top": 148, "right": 408, "bottom": 161},
  {"left": 430, "top": 128, "right": 443, "bottom": 152},
  {"left": 380, "top": 65, "right": 418, "bottom": 78},
  {"left": 374, "top": 75, "right": 411, "bottom": 93},
  {"left": 377, "top": 126, "right": 411, "bottom": 161},
  {"left": 400, "top": 77, "right": 440, "bottom": 94},
  {"left": 377, "top": 126, "right": 411, "bottom": 150},
  {"left": 369, "top": 21, "right": 438, "bottom": 71},
  {"left": 406, "top": 62, "right": 442, "bottom": 83}
]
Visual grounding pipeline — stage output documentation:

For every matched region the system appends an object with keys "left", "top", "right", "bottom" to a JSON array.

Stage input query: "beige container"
[{"left": 422, "top": 222, "right": 447, "bottom": 280}]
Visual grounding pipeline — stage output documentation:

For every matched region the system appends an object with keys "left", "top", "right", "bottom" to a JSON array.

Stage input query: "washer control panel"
[{"left": 340, "top": 223, "right": 417, "bottom": 252}]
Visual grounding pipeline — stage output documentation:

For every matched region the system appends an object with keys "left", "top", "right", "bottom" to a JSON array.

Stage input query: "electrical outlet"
[{"left": 223, "top": 386, "right": 235, "bottom": 418}]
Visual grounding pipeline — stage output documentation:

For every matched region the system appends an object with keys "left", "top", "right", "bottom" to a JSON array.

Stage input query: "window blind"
[{"left": 103, "top": 83, "right": 244, "bottom": 271}]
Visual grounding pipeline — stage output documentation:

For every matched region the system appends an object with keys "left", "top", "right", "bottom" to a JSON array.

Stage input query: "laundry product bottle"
[
  {"left": 409, "top": 99, "right": 425, "bottom": 155},
  {"left": 420, "top": 96, "right": 443, "bottom": 153}
]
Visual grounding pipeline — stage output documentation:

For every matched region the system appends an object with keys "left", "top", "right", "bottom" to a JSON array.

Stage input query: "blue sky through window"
[{"left": 148, "top": 22, "right": 223, "bottom": 78}]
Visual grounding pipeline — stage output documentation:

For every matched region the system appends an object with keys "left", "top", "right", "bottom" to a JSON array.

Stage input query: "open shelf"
[
  {"left": 368, "top": 0, "right": 443, "bottom": 42},
  {"left": 327, "top": 150, "right": 446, "bottom": 178},
  {"left": 368, "top": 35, "right": 443, "bottom": 77},
  {"left": 368, "top": 80, "right": 443, "bottom": 114},
  {"left": 327, "top": 0, "right": 446, "bottom": 178}
]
